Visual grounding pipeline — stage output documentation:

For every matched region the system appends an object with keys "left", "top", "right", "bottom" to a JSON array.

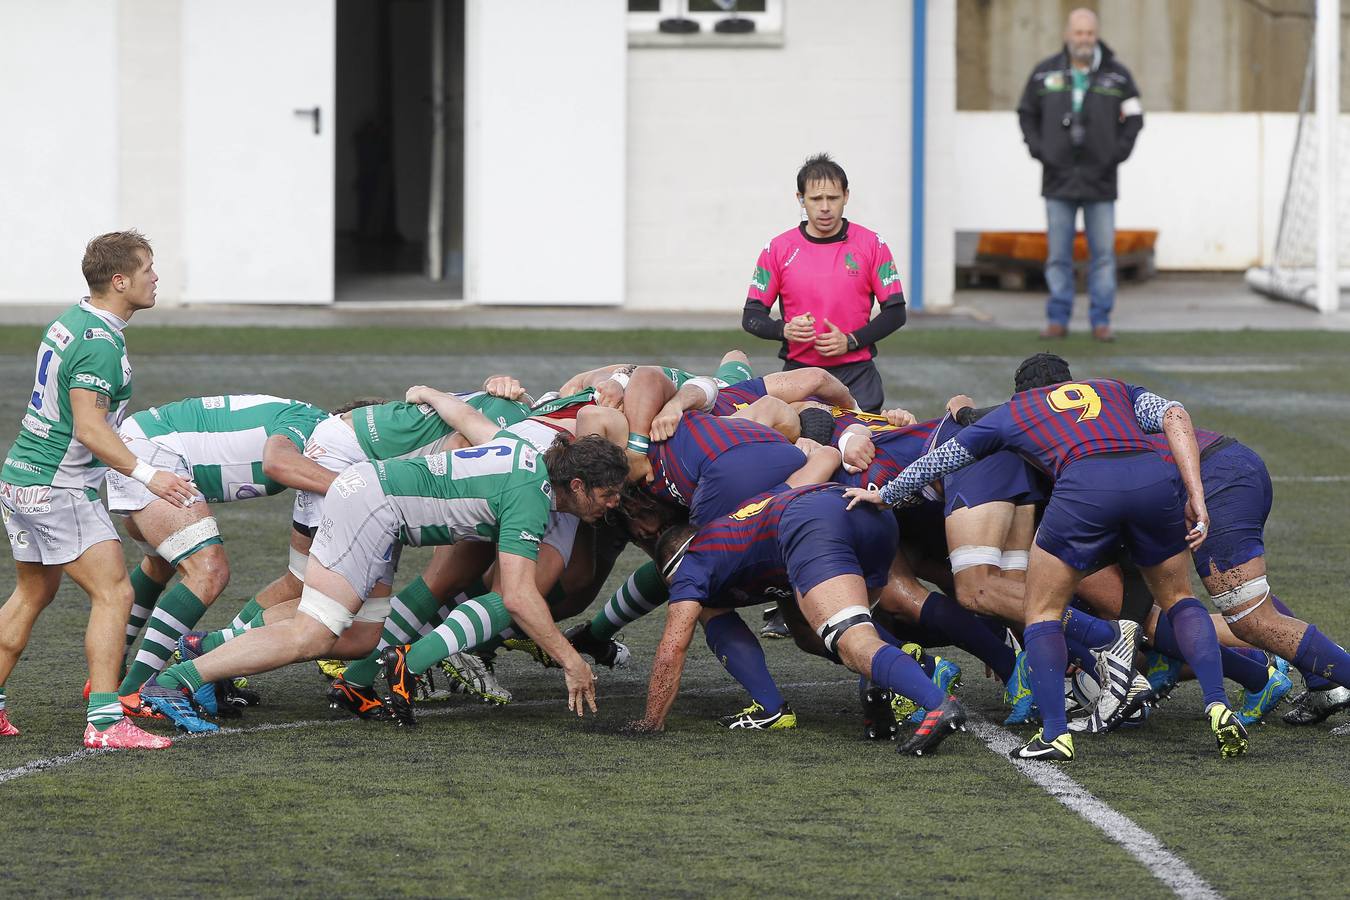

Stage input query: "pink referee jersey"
[{"left": 746, "top": 220, "right": 904, "bottom": 367}]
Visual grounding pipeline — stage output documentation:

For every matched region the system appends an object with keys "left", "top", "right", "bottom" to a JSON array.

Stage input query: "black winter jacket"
[{"left": 1017, "top": 41, "right": 1143, "bottom": 202}]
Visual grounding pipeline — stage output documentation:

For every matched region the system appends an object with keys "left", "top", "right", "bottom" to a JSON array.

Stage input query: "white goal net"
[{"left": 1246, "top": 5, "right": 1344, "bottom": 313}]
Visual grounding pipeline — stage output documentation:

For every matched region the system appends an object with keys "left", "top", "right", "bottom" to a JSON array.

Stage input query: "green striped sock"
[
  {"left": 156, "top": 660, "right": 204, "bottom": 693},
  {"left": 589, "top": 561, "right": 668, "bottom": 640},
  {"left": 120, "top": 584, "right": 207, "bottom": 695},
  {"left": 126, "top": 566, "right": 167, "bottom": 651},
  {"left": 229, "top": 597, "right": 263, "bottom": 631},
  {"left": 86, "top": 692, "right": 122, "bottom": 731},
  {"left": 343, "top": 577, "right": 444, "bottom": 688},
  {"left": 406, "top": 593, "right": 511, "bottom": 674}
]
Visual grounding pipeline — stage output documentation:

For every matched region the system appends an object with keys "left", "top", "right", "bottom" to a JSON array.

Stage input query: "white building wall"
[
  {"left": 953, "top": 111, "right": 1299, "bottom": 270},
  {"left": 625, "top": 1, "right": 912, "bottom": 313},
  {"left": 0, "top": 2, "right": 119, "bottom": 302}
]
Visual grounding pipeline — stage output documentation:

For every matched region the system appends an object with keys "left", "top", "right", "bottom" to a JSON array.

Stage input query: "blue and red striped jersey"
[
  {"left": 668, "top": 484, "right": 839, "bottom": 605},
  {"left": 644, "top": 411, "right": 793, "bottom": 507},
  {"left": 1147, "top": 427, "right": 1226, "bottom": 464},
  {"left": 956, "top": 379, "right": 1152, "bottom": 479},
  {"left": 710, "top": 378, "right": 769, "bottom": 416},
  {"left": 827, "top": 408, "right": 941, "bottom": 489}
]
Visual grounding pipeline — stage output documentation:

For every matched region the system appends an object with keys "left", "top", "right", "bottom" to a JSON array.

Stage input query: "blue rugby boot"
[
  {"left": 1236, "top": 664, "right": 1293, "bottom": 726},
  {"left": 140, "top": 682, "right": 218, "bottom": 734},
  {"left": 1003, "top": 650, "right": 1038, "bottom": 725}
]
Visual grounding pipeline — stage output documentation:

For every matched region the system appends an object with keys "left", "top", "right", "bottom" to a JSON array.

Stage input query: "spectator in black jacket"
[{"left": 1018, "top": 8, "right": 1143, "bottom": 342}]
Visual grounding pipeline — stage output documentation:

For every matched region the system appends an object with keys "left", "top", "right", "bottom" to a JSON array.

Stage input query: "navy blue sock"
[
  {"left": 871, "top": 644, "right": 944, "bottom": 710},
  {"left": 918, "top": 592, "right": 1016, "bottom": 682},
  {"left": 1269, "top": 594, "right": 1296, "bottom": 618},
  {"left": 704, "top": 612, "right": 784, "bottom": 711},
  {"left": 1267, "top": 595, "right": 1336, "bottom": 689},
  {"left": 1064, "top": 634, "right": 1096, "bottom": 670},
  {"left": 1221, "top": 646, "right": 1271, "bottom": 692},
  {"left": 1293, "top": 625, "right": 1350, "bottom": 690},
  {"left": 1229, "top": 647, "right": 1266, "bottom": 666},
  {"left": 1166, "top": 599, "right": 1228, "bottom": 707},
  {"left": 874, "top": 621, "right": 904, "bottom": 648},
  {"left": 1024, "top": 620, "right": 1070, "bottom": 740},
  {"left": 1062, "top": 607, "right": 1117, "bottom": 651}
]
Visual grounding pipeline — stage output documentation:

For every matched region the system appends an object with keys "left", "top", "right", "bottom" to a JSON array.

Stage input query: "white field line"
[
  {"left": 1, "top": 681, "right": 1221, "bottom": 898},
  {"left": 967, "top": 716, "right": 1222, "bottom": 900}
]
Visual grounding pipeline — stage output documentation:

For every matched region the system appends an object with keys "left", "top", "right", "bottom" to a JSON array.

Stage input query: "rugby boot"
[
  {"left": 118, "top": 690, "right": 167, "bottom": 721},
  {"left": 315, "top": 658, "right": 347, "bottom": 681},
  {"left": 140, "top": 683, "right": 217, "bottom": 734},
  {"left": 759, "top": 607, "right": 790, "bottom": 639},
  {"left": 440, "top": 652, "right": 512, "bottom": 705},
  {"left": 83, "top": 718, "right": 172, "bottom": 750},
  {"left": 221, "top": 679, "right": 260, "bottom": 709},
  {"left": 1282, "top": 685, "right": 1350, "bottom": 725},
  {"left": 1142, "top": 649, "right": 1182, "bottom": 704},
  {"left": 82, "top": 679, "right": 92, "bottom": 702},
  {"left": 1208, "top": 703, "right": 1250, "bottom": 758},
  {"left": 564, "top": 622, "right": 631, "bottom": 669},
  {"left": 327, "top": 677, "right": 391, "bottom": 720},
  {"left": 906, "top": 655, "right": 962, "bottom": 724},
  {"left": 898, "top": 696, "right": 967, "bottom": 757},
  {"left": 0, "top": 710, "right": 19, "bottom": 736},
  {"left": 1011, "top": 729, "right": 1075, "bottom": 762},
  {"left": 1089, "top": 620, "right": 1140, "bottom": 731},
  {"left": 177, "top": 631, "right": 206, "bottom": 661},
  {"left": 1003, "top": 651, "right": 1038, "bottom": 726},
  {"left": 859, "top": 678, "right": 897, "bottom": 740},
  {"left": 1236, "top": 664, "right": 1294, "bottom": 725},
  {"left": 717, "top": 701, "right": 797, "bottom": 730},
  {"left": 380, "top": 645, "right": 419, "bottom": 727},
  {"left": 1072, "top": 673, "right": 1151, "bottom": 733},
  {"left": 503, "top": 637, "right": 559, "bottom": 668}
]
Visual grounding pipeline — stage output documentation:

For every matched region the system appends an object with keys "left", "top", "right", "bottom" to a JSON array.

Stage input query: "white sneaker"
[
  {"left": 1090, "top": 620, "right": 1139, "bottom": 726},
  {"left": 440, "top": 652, "right": 512, "bottom": 705}
]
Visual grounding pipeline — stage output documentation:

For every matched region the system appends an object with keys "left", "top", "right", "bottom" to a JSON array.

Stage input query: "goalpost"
[{"left": 1245, "top": 0, "right": 1342, "bottom": 313}]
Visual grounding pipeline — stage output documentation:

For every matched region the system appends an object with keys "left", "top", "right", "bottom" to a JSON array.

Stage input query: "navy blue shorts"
[
  {"left": 943, "top": 450, "right": 1045, "bottom": 516},
  {"left": 1191, "top": 441, "right": 1271, "bottom": 577},
  {"left": 1035, "top": 453, "right": 1188, "bottom": 571},
  {"left": 779, "top": 488, "right": 898, "bottom": 595},
  {"left": 690, "top": 440, "right": 805, "bottom": 527}
]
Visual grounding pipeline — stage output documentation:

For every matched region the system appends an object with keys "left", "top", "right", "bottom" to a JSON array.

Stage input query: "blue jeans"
[{"left": 1045, "top": 198, "right": 1115, "bottom": 329}]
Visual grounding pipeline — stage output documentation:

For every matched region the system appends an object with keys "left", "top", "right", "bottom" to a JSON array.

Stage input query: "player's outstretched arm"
[
  {"left": 634, "top": 600, "right": 700, "bottom": 731},
  {"left": 261, "top": 434, "right": 339, "bottom": 495},
  {"left": 1159, "top": 405, "right": 1209, "bottom": 549},
  {"left": 786, "top": 444, "right": 843, "bottom": 487},
  {"left": 621, "top": 366, "right": 680, "bottom": 443},
  {"left": 559, "top": 363, "right": 635, "bottom": 402},
  {"left": 844, "top": 437, "right": 977, "bottom": 510},
  {"left": 70, "top": 388, "right": 196, "bottom": 508},
  {"left": 762, "top": 367, "right": 858, "bottom": 410},
  {"left": 498, "top": 551, "right": 597, "bottom": 716},
  {"left": 406, "top": 385, "right": 500, "bottom": 446}
]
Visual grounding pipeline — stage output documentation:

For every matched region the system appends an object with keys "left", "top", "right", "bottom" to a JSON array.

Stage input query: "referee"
[{"left": 741, "top": 153, "right": 907, "bottom": 413}]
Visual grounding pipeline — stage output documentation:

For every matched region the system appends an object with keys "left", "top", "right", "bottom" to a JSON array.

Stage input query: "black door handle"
[{"left": 293, "top": 106, "right": 321, "bottom": 135}]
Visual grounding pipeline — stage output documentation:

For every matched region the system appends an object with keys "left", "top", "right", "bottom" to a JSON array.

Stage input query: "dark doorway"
[{"left": 335, "top": 0, "right": 464, "bottom": 300}]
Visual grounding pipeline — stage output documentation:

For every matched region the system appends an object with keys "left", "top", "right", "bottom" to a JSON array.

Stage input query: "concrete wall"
[
  {"left": 954, "top": 111, "right": 1299, "bottom": 269},
  {"left": 0, "top": 2, "right": 120, "bottom": 302},
  {"left": 625, "top": 0, "right": 914, "bottom": 312}
]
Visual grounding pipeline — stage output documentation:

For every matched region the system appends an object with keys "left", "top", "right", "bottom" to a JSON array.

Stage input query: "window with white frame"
[{"left": 627, "top": 0, "right": 782, "bottom": 35}]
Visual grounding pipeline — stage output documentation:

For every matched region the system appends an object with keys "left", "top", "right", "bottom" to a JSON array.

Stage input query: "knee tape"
[
  {"left": 1211, "top": 576, "right": 1271, "bottom": 624},
  {"left": 298, "top": 585, "right": 356, "bottom": 637},
  {"left": 288, "top": 546, "right": 309, "bottom": 580},
  {"left": 156, "top": 517, "right": 222, "bottom": 567},
  {"left": 816, "top": 605, "right": 873, "bottom": 655},
  {"left": 1000, "top": 550, "right": 1030, "bottom": 572},
  {"left": 353, "top": 596, "right": 393, "bottom": 624},
  {"left": 949, "top": 545, "right": 1003, "bottom": 574}
]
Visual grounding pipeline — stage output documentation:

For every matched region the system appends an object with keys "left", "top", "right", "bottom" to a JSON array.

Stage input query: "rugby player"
[
  {"left": 0, "top": 231, "right": 194, "bottom": 749},
  {"left": 631, "top": 483, "right": 967, "bottom": 756},
  {"left": 845, "top": 358, "right": 1247, "bottom": 760},
  {"left": 105, "top": 395, "right": 332, "bottom": 712},
  {"left": 143, "top": 397, "right": 627, "bottom": 732}
]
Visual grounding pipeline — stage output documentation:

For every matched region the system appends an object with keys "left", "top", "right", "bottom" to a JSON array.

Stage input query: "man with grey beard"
[{"left": 1017, "top": 7, "right": 1142, "bottom": 343}]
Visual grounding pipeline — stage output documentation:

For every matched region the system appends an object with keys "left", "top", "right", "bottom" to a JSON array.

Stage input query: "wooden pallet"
[{"left": 956, "top": 229, "right": 1158, "bottom": 291}]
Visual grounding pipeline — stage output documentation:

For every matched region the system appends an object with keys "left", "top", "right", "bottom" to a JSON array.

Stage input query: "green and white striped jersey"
[
  {"left": 130, "top": 395, "right": 327, "bottom": 502},
  {"left": 3, "top": 300, "right": 133, "bottom": 492},
  {"left": 371, "top": 430, "right": 552, "bottom": 559},
  {"left": 352, "top": 391, "right": 531, "bottom": 461}
]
